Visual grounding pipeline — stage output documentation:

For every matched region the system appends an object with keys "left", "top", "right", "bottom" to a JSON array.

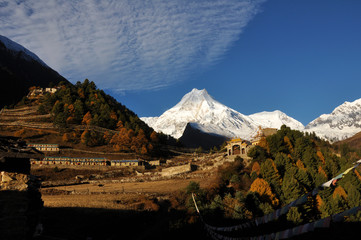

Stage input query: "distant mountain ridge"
[
  {"left": 0, "top": 35, "right": 48, "bottom": 67},
  {"left": 305, "top": 98, "right": 361, "bottom": 142},
  {"left": 142, "top": 88, "right": 361, "bottom": 144},
  {"left": 0, "top": 35, "right": 67, "bottom": 108},
  {"left": 141, "top": 88, "right": 304, "bottom": 141}
]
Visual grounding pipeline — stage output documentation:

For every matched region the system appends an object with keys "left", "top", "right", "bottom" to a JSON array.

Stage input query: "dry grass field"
[
  {"left": 41, "top": 176, "right": 214, "bottom": 209},
  {"left": 34, "top": 165, "right": 215, "bottom": 240}
]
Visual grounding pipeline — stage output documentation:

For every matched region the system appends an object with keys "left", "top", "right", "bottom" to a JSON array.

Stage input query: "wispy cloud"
[{"left": 0, "top": 0, "right": 265, "bottom": 91}]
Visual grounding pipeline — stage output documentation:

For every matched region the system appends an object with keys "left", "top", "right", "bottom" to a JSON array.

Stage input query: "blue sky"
[{"left": 1, "top": 0, "right": 361, "bottom": 125}]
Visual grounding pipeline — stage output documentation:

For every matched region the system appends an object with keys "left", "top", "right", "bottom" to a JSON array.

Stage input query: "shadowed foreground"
[
  {"left": 34, "top": 206, "right": 361, "bottom": 240},
  {"left": 35, "top": 206, "right": 203, "bottom": 240}
]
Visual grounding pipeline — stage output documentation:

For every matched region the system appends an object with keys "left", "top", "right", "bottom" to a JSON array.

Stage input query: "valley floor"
[{"left": 32, "top": 161, "right": 217, "bottom": 240}]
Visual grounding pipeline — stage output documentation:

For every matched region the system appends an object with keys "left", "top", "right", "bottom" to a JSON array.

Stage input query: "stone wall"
[
  {"left": 0, "top": 171, "right": 43, "bottom": 240},
  {"left": 0, "top": 136, "right": 43, "bottom": 240},
  {"left": 160, "top": 163, "right": 193, "bottom": 177}
]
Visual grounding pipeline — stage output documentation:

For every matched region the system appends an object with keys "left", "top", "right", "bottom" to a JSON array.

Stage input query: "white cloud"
[{"left": 0, "top": 0, "right": 265, "bottom": 91}]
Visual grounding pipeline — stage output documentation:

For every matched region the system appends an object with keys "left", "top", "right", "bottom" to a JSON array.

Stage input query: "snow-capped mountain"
[
  {"left": 141, "top": 88, "right": 304, "bottom": 140},
  {"left": 305, "top": 98, "right": 361, "bottom": 142},
  {"left": 249, "top": 110, "right": 304, "bottom": 131},
  {"left": 141, "top": 89, "right": 257, "bottom": 139},
  {"left": 0, "top": 35, "right": 47, "bottom": 67}
]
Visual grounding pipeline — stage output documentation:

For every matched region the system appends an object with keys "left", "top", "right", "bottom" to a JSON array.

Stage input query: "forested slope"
[
  {"left": 37, "top": 80, "right": 172, "bottom": 155},
  {"left": 185, "top": 126, "right": 361, "bottom": 238}
]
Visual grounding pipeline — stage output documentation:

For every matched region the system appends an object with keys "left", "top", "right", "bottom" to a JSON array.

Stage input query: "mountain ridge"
[
  {"left": 141, "top": 88, "right": 304, "bottom": 141},
  {"left": 305, "top": 98, "right": 361, "bottom": 142},
  {"left": 0, "top": 35, "right": 68, "bottom": 109},
  {"left": 142, "top": 88, "right": 361, "bottom": 144},
  {"left": 0, "top": 35, "right": 48, "bottom": 67}
]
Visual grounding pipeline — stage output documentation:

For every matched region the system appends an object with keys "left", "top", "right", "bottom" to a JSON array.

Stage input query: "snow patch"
[{"left": 0, "top": 35, "right": 48, "bottom": 67}]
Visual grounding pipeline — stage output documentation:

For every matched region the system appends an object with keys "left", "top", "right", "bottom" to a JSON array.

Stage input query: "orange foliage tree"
[
  {"left": 296, "top": 159, "right": 306, "bottom": 170},
  {"left": 315, "top": 194, "right": 324, "bottom": 211},
  {"left": 333, "top": 186, "right": 347, "bottom": 200},
  {"left": 150, "top": 131, "right": 159, "bottom": 143},
  {"left": 82, "top": 111, "right": 92, "bottom": 125},
  {"left": 103, "top": 131, "right": 113, "bottom": 144},
  {"left": 318, "top": 165, "right": 328, "bottom": 178},
  {"left": 249, "top": 178, "right": 279, "bottom": 206},
  {"left": 81, "top": 130, "right": 90, "bottom": 145},
  {"left": 251, "top": 162, "right": 261, "bottom": 176},
  {"left": 355, "top": 169, "right": 361, "bottom": 182},
  {"left": 284, "top": 136, "right": 294, "bottom": 153},
  {"left": 316, "top": 151, "right": 326, "bottom": 165}
]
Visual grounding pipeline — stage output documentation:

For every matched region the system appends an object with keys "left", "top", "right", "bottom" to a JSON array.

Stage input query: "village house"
[
  {"left": 110, "top": 159, "right": 143, "bottom": 167},
  {"left": 28, "top": 87, "right": 59, "bottom": 99},
  {"left": 27, "top": 143, "right": 60, "bottom": 152},
  {"left": 31, "top": 156, "right": 108, "bottom": 166}
]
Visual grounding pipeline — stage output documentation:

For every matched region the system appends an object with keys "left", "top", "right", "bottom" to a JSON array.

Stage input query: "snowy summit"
[
  {"left": 141, "top": 88, "right": 304, "bottom": 140},
  {"left": 305, "top": 98, "right": 361, "bottom": 142}
]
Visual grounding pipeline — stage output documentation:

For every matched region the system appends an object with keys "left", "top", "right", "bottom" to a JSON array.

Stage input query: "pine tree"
[
  {"left": 296, "top": 168, "right": 312, "bottom": 191},
  {"left": 260, "top": 159, "right": 282, "bottom": 196},
  {"left": 54, "top": 112, "right": 67, "bottom": 128},
  {"left": 287, "top": 207, "right": 302, "bottom": 224},
  {"left": 281, "top": 174, "right": 304, "bottom": 204},
  {"left": 345, "top": 184, "right": 361, "bottom": 208},
  {"left": 274, "top": 152, "right": 291, "bottom": 177}
]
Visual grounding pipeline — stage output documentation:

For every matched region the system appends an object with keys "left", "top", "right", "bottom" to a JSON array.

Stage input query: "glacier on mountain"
[
  {"left": 142, "top": 89, "right": 361, "bottom": 143},
  {"left": 305, "top": 98, "right": 361, "bottom": 142},
  {"left": 141, "top": 88, "right": 304, "bottom": 140}
]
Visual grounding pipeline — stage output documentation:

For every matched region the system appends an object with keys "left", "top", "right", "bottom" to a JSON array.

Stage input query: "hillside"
[
  {"left": 334, "top": 131, "right": 361, "bottom": 150},
  {"left": 0, "top": 80, "right": 177, "bottom": 157},
  {"left": 184, "top": 125, "right": 361, "bottom": 239},
  {"left": 0, "top": 35, "right": 68, "bottom": 109}
]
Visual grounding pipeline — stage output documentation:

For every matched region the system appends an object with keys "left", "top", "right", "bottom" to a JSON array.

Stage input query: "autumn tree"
[
  {"left": 103, "top": 131, "right": 113, "bottom": 144},
  {"left": 150, "top": 131, "right": 159, "bottom": 143},
  {"left": 82, "top": 111, "right": 92, "bottom": 125},
  {"left": 81, "top": 130, "right": 90, "bottom": 145},
  {"left": 284, "top": 136, "right": 294, "bottom": 153},
  {"left": 249, "top": 178, "right": 279, "bottom": 207},
  {"left": 251, "top": 162, "right": 261, "bottom": 176}
]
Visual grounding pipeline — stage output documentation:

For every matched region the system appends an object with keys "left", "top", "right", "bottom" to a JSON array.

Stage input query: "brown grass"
[
  {"left": 42, "top": 193, "right": 143, "bottom": 209},
  {"left": 41, "top": 175, "right": 215, "bottom": 212}
]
